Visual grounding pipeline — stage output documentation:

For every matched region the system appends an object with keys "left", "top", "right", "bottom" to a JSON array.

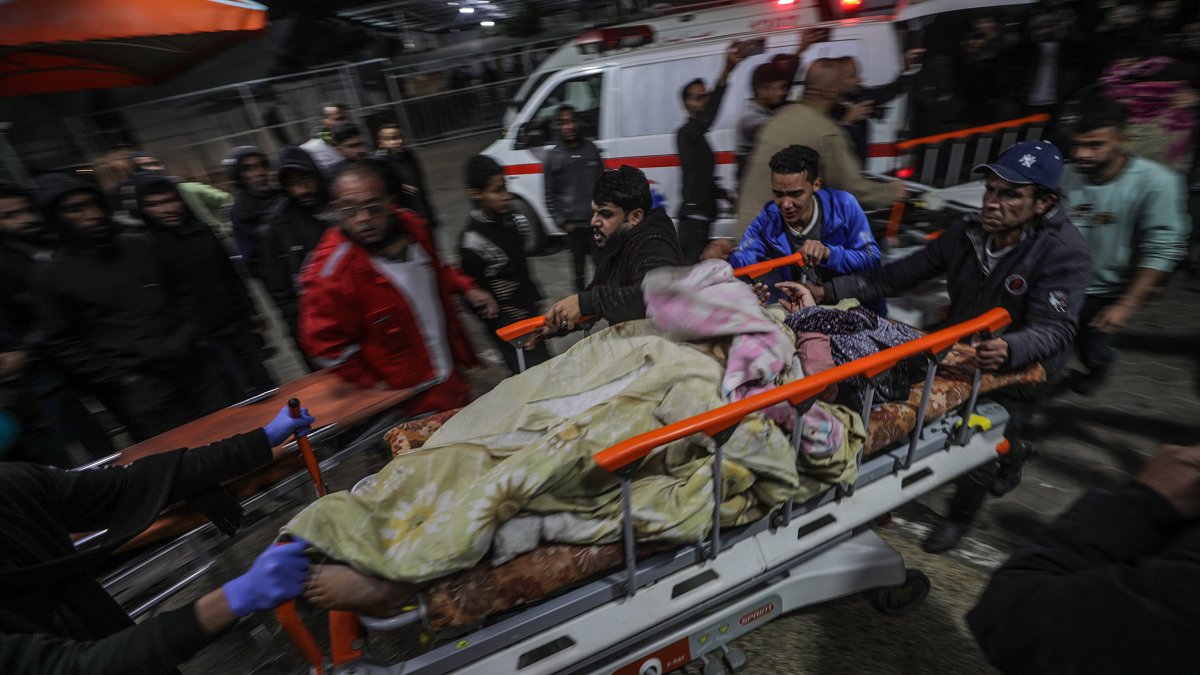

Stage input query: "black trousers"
[
  {"left": 1074, "top": 294, "right": 1121, "bottom": 375},
  {"left": 565, "top": 223, "right": 594, "bottom": 294},
  {"left": 947, "top": 384, "right": 1044, "bottom": 524},
  {"left": 678, "top": 215, "right": 712, "bottom": 265}
]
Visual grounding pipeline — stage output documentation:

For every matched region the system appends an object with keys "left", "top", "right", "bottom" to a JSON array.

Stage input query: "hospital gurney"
[
  {"left": 75, "top": 369, "right": 421, "bottom": 621},
  {"left": 281, "top": 298, "right": 1031, "bottom": 671}
]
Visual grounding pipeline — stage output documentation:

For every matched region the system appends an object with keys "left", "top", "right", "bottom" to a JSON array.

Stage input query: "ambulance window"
[{"left": 519, "top": 72, "right": 604, "bottom": 148}]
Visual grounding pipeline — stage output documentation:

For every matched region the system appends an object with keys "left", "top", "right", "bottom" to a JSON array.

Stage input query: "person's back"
[
  {"left": 969, "top": 443, "right": 1200, "bottom": 674},
  {"left": 736, "top": 61, "right": 905, "bottom": 234}
]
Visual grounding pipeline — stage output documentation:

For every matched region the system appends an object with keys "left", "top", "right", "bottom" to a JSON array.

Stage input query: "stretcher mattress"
[
  {"left": 383, "top": 343, "right": 1044, "bottom": 632},
  {"left": 90, "top": 370, "right": 417, "bottom": 552}
]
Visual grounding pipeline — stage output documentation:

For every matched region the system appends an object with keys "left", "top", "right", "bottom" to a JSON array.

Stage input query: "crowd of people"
[{"left": 0, "top": 2, "right": 1198, "bottom": 673}]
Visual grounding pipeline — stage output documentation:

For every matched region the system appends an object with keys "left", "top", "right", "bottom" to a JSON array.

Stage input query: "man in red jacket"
[{"left": 299, "top": 162, "right": 497, "bottom": 414}]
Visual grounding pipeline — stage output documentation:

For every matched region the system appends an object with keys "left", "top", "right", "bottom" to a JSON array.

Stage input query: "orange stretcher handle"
[
  {"left": 732, "top": 251, "right": 806, "bottom": 280},
  {"left": 288, "top": 398, "right": 325, "bottom": 497},
  {"left": 593, "top": 308, "right": 1011, "bottom": 473},
  {"left": 494, "top": 253, "right": 808, "bottom": 344},
  {"left": 896, "top": 113, "right": 1051, "bottom": 151}
]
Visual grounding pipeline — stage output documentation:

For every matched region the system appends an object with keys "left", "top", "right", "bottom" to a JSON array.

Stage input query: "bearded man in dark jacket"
[{"left": 540, "top": 165, "right": 683, "bottom": 336}]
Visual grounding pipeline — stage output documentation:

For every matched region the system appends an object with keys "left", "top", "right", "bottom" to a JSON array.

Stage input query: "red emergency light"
[
  {"left": 777, "top": 0, "right": 796, "bottom": 5},
  {"left": 576, "top": 25, "right": 655, "bottom": 54},
  {"left": 841, "top": 0, "right": 863, "bottom": 8},
  {"left": 896, "top": 166, "right": 915, "bottom": 180}
]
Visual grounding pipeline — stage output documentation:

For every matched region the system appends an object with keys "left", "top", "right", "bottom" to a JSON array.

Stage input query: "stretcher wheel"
[{"left": 869, "top": 569, "right": 930, "bottom": 615}]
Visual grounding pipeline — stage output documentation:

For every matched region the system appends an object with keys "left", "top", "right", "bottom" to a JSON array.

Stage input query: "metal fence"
[
  {"left": 893, "top": 114, "right": 1051, "bottom": 189},
  {"left": 68, "top": 44, "right": 561, "bottom": 184}
]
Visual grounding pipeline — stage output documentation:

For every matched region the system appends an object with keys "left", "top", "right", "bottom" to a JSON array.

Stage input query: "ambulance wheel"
[
  {"left": 511, "top": 198, "right": 546, "bottom": 255},
  {"left": 870, "top": 569, "right": 930, "bottom": 615}
]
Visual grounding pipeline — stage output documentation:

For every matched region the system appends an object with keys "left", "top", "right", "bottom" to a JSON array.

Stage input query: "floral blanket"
[{"left": 284, "top": 319, "right": 860, "bottom": 583}]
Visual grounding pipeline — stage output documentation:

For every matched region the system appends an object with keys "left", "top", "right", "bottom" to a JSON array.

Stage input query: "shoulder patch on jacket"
[{"left": 320, "top": 242, "right": 352, "bottom": 278}]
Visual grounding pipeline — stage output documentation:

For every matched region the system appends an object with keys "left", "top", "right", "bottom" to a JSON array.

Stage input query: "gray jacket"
[
  {"left": 543, "top": 139, "right": 604, "bottom": 227},
  {"left": 824, "top": 205, "right": 1092, "bottom": 377}
]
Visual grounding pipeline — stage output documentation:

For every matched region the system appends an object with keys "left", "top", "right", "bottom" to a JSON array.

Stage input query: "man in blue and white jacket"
[{"left": 704, "top": 144, "right": 883, "bottom": 310}]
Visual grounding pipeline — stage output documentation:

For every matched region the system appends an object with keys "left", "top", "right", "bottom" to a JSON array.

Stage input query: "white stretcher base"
[{"left": 333, "top": 401, "right": 1009, "bottom": 675}]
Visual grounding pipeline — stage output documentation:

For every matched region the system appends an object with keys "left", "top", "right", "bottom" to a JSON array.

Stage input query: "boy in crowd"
[{"left": 459, "top": 155, "right": 550, "bottom": 374}]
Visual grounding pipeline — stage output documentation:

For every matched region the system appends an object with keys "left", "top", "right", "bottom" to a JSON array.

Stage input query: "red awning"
[{"left": 0, "top": 0, "right": 268, "bottom": 96}]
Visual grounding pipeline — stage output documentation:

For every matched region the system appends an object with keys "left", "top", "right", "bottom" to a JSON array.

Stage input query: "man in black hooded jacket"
[
  {"left": 223, "top": 145, "right": 280, "bottom": 265},
  {"left": 256, "top": 147, "right": 334, "bottom": 352},
  {"left": 32, "top": 174, "right": 217, "bottom": 441},
  {"left": 133, "top": 173, "right": 275, "bottom": 405}
]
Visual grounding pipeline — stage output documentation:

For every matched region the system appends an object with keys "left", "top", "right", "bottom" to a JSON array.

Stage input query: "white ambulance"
[{"left": 485, "top": 0, "right": 1035, "bottom": 252}]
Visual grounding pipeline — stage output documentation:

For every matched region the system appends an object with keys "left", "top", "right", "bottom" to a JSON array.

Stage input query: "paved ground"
[{"left": 158, "top": 132, "right": 1200, "bottom": 674}]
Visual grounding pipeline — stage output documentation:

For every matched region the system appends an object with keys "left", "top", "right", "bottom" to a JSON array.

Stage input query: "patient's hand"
[
  {"left": 775, "top": 281, "right": 815, "bottom": 313},
  {"left": 701, "top": 238, "right": 737, "bottom": 261}
]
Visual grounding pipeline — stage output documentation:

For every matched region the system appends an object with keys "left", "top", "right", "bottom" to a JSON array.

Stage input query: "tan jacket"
[{"left": 736, "top": 101, "right": 896, "bottom": 238}]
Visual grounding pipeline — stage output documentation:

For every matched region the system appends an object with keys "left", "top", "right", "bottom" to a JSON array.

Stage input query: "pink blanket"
[{"left": 643, "top": 261, "right": 795, "bottom": 403}]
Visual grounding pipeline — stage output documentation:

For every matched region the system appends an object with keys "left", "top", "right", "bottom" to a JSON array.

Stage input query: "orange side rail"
[
  {"left": 494, "top": 253, "right": 807, "bottom": 344},
  {"left": 732, "top": 251, "right": 805, "bottom": 280},
  {"left": 593, "top": 308, "right": 1011, "bottom": 473},
  {"left": 896, "top": 113, "right": 1051, "bottom": 151}
]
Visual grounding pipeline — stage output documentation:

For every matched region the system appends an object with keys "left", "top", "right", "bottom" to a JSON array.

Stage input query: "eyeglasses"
[{"left": 334, "top": 201, "right": 388, "bottom": 219}]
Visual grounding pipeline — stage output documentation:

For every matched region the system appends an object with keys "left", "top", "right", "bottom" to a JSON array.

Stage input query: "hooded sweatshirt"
[
  {"left": 33, "top": 174, "right": 197, "bottom": 386},
  {"left": 258, "top": 147, "right": 334, "bottom": 325},
  {"left": 225, "top": 146, "right": 280, "bottom": 263},
  {"left": 133, "top": 173, "right": 257, "bottom": 340}
]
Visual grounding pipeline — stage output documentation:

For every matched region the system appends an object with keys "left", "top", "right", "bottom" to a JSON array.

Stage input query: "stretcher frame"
[
  {"left": 75, "top": 377, "right": 424, "bottom": 622},
  {"left": 289, "top": 255, "right": 1014, "bottom": 675}
]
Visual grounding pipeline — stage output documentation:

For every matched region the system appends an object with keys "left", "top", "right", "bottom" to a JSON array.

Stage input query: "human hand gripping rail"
[{"left": 495, "top": 252, "right": 808, "bottom": 367}]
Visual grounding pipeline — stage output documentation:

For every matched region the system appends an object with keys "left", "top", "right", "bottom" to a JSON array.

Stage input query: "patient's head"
[
  {"left": 769, "top": 145, "right": 822, "bottom": 230},
  {"left": 590, "top": 165, "right": 650, "bottom": 248}
]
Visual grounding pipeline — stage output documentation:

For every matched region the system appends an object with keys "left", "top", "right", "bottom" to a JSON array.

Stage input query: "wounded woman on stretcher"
[{"left": 288, "top": 261, "right": 935, "bottom": 617}]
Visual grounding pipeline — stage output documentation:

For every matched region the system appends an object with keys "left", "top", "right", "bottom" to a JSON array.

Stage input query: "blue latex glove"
[
  {"left": 263, "top": 405, "right": 315, "bottom": 446},
  {"left": 223, "top": 538, "right": 311, "bottom": 617}
]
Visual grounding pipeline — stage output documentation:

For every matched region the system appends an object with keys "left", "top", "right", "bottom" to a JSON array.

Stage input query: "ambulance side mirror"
[{"left": 515, "top": 121, "right": 548, "bottom": 150}]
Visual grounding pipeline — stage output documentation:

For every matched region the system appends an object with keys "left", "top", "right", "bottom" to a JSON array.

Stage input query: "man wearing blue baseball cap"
[{"left": 803, "top": 140, "right": 1093, "bottom": 552}]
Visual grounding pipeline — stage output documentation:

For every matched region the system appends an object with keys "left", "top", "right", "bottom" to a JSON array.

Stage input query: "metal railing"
[
  {"left": 66, "top": 46, "right": 550, "bottom": 184},
  {"left": 894, "top": 113, "right": 1052, "bottom": 190}
]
